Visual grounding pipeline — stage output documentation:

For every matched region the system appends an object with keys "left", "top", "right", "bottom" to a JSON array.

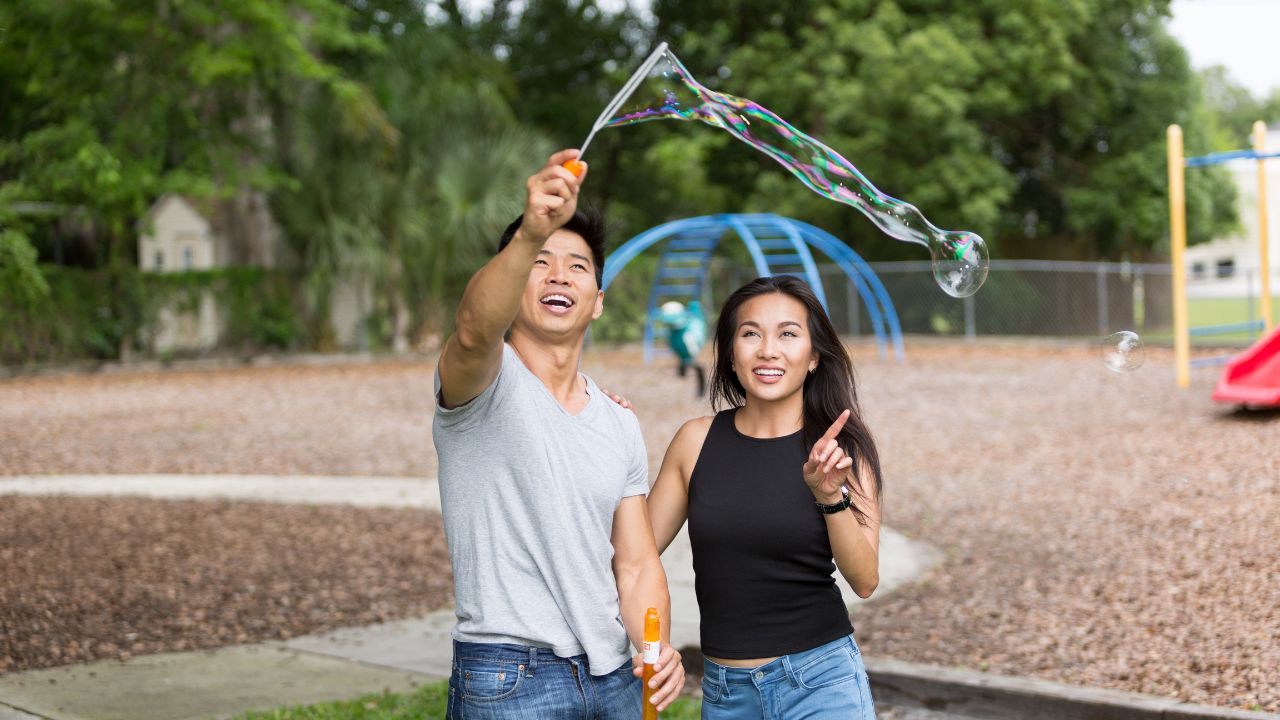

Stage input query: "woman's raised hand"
[{"left": 802, "top": 409, "right": 853, "bottom": 503}]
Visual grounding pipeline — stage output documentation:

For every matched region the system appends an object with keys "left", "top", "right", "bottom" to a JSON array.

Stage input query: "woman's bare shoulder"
[
  {"left": 677, "top": 414, "right": 715, "bottom": 440},
  {"left": 668, "top": 415, "right": 715, "bottom": 465}
]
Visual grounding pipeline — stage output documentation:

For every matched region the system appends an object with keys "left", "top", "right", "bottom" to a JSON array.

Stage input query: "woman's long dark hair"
[{"left": 710, "top": 275, "right": 883, "bottom": 524}]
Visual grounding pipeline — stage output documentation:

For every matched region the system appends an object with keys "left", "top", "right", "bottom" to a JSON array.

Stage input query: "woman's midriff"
[{"left": 705, "top": 655, "right": 781, "bottom": 668}]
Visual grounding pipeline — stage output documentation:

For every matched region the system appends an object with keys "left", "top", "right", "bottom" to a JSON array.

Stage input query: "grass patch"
[
  {"left": 1186, "top": 297, "right": 1280, "bottom": 344},
  {"left": 234, "top": 679, "right": 702, "bottom": 719}
]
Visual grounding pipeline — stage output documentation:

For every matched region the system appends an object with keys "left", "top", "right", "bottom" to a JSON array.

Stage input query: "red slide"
[{"left": 1212, "top": 324, "right": 1280, "bottom": 407}]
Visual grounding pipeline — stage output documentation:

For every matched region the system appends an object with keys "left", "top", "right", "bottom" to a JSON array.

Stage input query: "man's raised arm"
[{"left": 437, "top": 149, "right": 585, "bottom": 408}]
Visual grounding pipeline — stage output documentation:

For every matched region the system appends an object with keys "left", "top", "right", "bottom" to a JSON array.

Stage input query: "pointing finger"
[{"left": 818, "top": 409, "right": 851, "bottom": 445}]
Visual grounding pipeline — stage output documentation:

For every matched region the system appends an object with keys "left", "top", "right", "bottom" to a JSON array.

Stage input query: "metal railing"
[{"left": 796, "top": 260, "right": 1274, "bottom": 344}]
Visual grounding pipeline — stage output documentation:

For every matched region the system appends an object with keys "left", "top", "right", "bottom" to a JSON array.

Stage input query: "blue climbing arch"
[{"left": 602, "top": 213, "right": 904, "bottom": 364}]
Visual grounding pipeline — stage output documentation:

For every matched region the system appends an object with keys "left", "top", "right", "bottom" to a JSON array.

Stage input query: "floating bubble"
[
  {"left": 931, "top": 231, "right": 989, "bottom": 299},
  {"left": 584, "top": 44, "right": 989, "bottom": 297},
  {"left": 1102, "top": 331, "right": 1144, "bottom": 373}
]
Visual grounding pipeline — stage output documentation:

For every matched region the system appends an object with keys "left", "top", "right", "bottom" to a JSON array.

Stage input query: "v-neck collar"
[{"left": 509, "top": 344, "right": 598, "bottom": 419}]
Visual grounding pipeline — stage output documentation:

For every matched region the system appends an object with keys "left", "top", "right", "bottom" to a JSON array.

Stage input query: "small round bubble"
[
  {"left": 1102, "top": 331, "right": 1144, "bottom": 373},
  {"left": 931, "top": 232, "right": 989, "bottom": 298}
]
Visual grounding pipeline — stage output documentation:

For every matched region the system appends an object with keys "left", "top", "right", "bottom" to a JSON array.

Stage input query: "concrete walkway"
[{"left": 0, "top": 475, "right": 941, "bottom": 720}]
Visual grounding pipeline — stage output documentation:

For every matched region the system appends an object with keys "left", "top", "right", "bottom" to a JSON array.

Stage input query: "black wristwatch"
[{"left": 815, "top": 487, "right": 851, "bottom": 514}]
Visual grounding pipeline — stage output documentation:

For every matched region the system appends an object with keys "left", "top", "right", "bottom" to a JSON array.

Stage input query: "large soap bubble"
[{"left": 578, "top": 44, "right": 989, "bottom": 297}]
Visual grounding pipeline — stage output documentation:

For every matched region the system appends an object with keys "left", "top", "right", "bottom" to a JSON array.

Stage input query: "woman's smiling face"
[{"left": 731, "top": 292, "right": 817, "bottom": 403}]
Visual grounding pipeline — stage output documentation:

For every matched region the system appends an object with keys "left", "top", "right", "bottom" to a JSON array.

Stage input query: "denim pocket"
[
  {"left": 458, "top": 661, "right": 524, "bottom": 702},
  {"left": 796, "top": 645, "right": 859, "bottom": 690},
  {"left": 701, "top": 674, "right": 724, "bottom": 704}
]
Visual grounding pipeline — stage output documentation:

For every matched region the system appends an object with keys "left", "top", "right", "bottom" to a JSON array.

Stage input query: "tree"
[
  {"left": 1200, "top": 66, "right": 1280, "bottom": 150},
  {"left": 270, "top": 3, "right": 551, "bottom": 349},
  {"left": 0, "top": 0, "right": 384, "bottom": 255},
  {"left": 559, "top": 0, "right": 1239, "bottom": 260}
]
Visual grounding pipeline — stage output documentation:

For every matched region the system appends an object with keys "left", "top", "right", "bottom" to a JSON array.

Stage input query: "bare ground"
[
  {"left": 0, "top": 341, "right": 1275, "bottom": 711},
  {"left": 0, "top": 497, "right": 451, "bottom": 673}
]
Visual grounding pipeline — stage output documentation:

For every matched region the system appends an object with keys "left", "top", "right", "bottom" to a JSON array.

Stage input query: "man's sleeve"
[
  {"left": 434, "top": 345, "right": 509, "bottom": 432},
  {"left": 621, "top": 419, "right": 650, "bottom": 498}
]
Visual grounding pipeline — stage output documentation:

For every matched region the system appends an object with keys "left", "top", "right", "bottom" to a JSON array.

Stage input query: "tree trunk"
[{"left": 390, "top": 255, "right": 410, "bottom": 353}]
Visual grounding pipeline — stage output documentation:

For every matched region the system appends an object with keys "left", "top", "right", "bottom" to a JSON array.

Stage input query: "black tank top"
[{"left": 688, "top": 409, "right": 854, "bottom": 658}]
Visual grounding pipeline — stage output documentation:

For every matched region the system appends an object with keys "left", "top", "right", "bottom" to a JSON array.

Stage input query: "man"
[{"left": 433, "top": 149, "right": 684, "bottom": 719}]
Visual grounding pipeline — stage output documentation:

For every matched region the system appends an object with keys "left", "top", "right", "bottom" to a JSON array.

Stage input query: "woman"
[{"left": 648, "top": 275, "right": 883, "bottom": 720}]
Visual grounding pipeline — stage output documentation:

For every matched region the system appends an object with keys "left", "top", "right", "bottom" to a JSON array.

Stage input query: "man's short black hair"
[{"left": 497, "top": 206, "right": 606, "bottom": 289}]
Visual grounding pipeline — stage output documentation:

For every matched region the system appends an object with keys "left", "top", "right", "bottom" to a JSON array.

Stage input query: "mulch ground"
[
  {"left": 0, "top": 497, "right": 450, "bottom": 672},
  {"left": 1, "top": 341, "right": 1276, "bottom": 711}
]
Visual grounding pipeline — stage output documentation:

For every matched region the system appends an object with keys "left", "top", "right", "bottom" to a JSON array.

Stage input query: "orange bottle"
[
  {"left": 642, "top": 607, "right": 661, "bottom": 719},
  {"left": 562, "top": 159, "right": 586, "bottom": 177}
]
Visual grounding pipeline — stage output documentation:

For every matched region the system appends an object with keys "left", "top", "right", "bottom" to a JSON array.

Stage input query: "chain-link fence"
[
  {"left": 837, "top": 260, "right": 1174, "bottom": 340},
  {"left": 733, "top": 260, "right": 1272, "bottom": 345}
]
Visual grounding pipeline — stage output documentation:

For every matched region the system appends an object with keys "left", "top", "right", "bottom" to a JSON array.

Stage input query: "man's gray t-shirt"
[{"left": 432, "top": 344, "right": 649, "bottom": 675}]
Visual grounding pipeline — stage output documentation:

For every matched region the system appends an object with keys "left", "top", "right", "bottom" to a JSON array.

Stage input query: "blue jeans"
[
  {"left": 446, "top": 641, "right": 642, "bottom": 720},
  {"left": 700, "top": 635, "right": 876, "bottom": 720}
]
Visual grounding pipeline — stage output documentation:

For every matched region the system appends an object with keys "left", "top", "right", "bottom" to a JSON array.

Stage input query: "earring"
[{"left": 808, "top": 366, "right": 816, "bottom": 374}]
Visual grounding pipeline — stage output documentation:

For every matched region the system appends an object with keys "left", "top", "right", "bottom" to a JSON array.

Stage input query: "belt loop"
[
  {"left": 782, "top": 653, "right": 799, "bottom": 688},
  {"left": 526, "top": 646, "right": 537, "bottom": 677},
  {"left": 719, "top": 664, "right": 730, "bottom": 699}
]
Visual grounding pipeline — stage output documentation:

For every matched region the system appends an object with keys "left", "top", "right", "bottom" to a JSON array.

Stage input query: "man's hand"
[
  {"left": 631, "top": 644, "right": 685, "bottom": 712},
  {"left": 518, "top": 149, "right": 586, "bottom": 245}
]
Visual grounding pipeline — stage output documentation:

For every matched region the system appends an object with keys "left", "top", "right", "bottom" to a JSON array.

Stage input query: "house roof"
[{"left": 136, "top": 192, "right": 214, "bottom": 231}]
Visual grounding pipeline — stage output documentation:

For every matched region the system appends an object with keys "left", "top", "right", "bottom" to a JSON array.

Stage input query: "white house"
[
  {"left": 137, "top": 194, "right": 223, "bottom": 273},
  {"left": 135, "top": 193, "right": 369, "bottom": 351},
  {"left": 1184, "top": 129, "right": 1280, "bottom": 299}
]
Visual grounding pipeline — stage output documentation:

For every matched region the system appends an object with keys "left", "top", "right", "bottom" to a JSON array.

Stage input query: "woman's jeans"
[
  {"left": 447, "top": 640, "right": 642, "bottom": 719},
  {"left": 700, "top": 634, "right": 876, "bottom": 720}
]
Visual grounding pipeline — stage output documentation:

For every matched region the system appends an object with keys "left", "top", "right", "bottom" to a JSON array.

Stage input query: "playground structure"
[
  {"left": 1168, "top": 121, "right": 1280, "bottom": 406},
  {"left": 601, "top": 213, "right": 904, "bottom": 364}
]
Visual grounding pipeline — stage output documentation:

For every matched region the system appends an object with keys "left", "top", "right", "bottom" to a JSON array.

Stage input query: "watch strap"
[{"left": 815, "top": 488, "right": 852, "bottom": 514}]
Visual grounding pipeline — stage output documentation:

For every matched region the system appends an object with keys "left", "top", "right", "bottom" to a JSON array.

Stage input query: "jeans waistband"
[
  {"left": 703, "top": 634, "right": 856, "bottom": 688},
  {"left": 452, "top": 640, "right": 584, "bottom": 674}
]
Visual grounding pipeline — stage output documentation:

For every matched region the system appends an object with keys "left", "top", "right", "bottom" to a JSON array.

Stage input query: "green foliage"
[
  {"left": 0, "top": 229, "right": 49, "bottom": 308},
  {"left": 236, "top": 684, "right": 448, "bottom": 719},
  {"left": 146, "top": 269, "right": 302, "bottom": 351},
  {"left": 0, "top": 0, "right": 378, "bottom": 257},
  {"left": 0, "top": 266, "right": 301, "bottom": 365},
  {"left": 622, "top": 0, "right": 1237, "bottom": 262},
  {"left": 1199, "top": 66, "right": 1280, "bottom": 151},
  {"left": 0, "top": 0, "right": 1255, "bottom": 362},
  {"left": 270, "top": 8, "right": 551, "bottom": 347},
  {"left": 453, "top": 0, "right": 651, "bottom": 149},
  {"left": 0, "top": 228, "right": 57, "bottom": 362},
  {"left": 2, "top": 265, "right": 127, "bottom": 363},
  {"left": 593, "top": 253, "right": 660, "bottom": 343}
]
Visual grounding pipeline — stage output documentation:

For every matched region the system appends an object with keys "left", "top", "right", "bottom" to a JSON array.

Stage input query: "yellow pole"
[
  {"left": 1169, "top": 124, "right": 1190, "bottom": 388},
  {"left": 1255, "top": 121, "right": 1272, "bottom": 332}
]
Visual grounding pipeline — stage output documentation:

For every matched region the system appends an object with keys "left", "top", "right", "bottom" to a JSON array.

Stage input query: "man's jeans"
[{"left": 447, "top": 641, "right": 642, "bottom": 720}]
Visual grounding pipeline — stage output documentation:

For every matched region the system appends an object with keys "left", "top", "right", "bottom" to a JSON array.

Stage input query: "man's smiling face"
[{"left": 513, "top": 229, "right": 604, "bottom": 342}]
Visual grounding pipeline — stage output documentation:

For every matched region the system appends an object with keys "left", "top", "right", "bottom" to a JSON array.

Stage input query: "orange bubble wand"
[
  {"left": 563, "top": 42, "right": 670, "bottom": 177},
  {"left": 642, "top": 607, "right": 661, "bottom": 719}
]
